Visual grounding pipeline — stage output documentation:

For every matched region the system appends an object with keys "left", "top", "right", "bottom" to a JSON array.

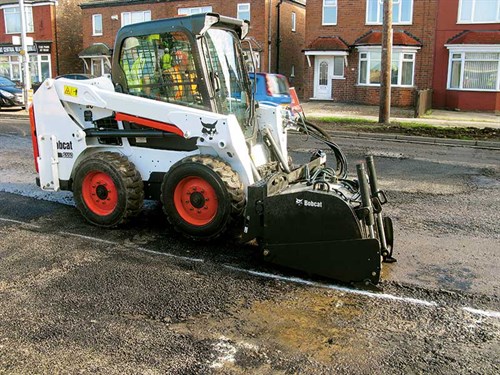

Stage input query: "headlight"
[{"left": 0, "top": 89, "right": 15, "bottom": 99}]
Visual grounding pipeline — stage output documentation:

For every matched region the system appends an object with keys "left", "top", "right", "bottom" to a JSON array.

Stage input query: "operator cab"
[{"left": 113, "top": 13, "right": 255, "bottom": 140}]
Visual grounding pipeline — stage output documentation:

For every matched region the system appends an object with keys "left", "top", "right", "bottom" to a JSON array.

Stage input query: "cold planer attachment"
[{"left": 242, "top": 156, "right": 390, "bottom": 285}]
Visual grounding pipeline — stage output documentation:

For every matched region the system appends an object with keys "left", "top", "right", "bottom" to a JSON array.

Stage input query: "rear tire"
[
  {"left": 161, "top": 155, "right": 245, "bottom": 240},
  {"left": 73, "top": 152, "right": 144, "bottom": 227}
]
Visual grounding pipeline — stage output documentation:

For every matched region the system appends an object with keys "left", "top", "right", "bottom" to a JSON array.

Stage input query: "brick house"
[
  {"left": 303, "top": 0, "right": 438, "bottom": 107},
  {"left": 79, "top": 0, "right": 306, "bottom": 94},
  {"left": 0, "top": 0, "right": 82, "bottom": 86},
  {"left": 0, "top": 0, "right": 57, "bottom": 85},
  {"left": 433, "top": 0, "right": 500, "bottom": 112}
]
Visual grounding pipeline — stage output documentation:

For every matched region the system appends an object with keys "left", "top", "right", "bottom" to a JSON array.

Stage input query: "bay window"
[
  {"left": 458, "top": 0, "right": 500, "bottom": 23},
  {"left": 447, "top": 50, "right": 500, "bottom": 91},
  {"left": 366, "top": 0, "right": 413, "bottom": 24},
  {"left": 323, "top": 0, "right": 338, "bottom": 25},
  {"left": 358, "top": 48, "right": 416, "bottom": 87}
]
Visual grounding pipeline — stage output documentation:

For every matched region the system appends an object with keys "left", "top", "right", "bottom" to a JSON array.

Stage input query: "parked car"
[
  {"left": 55, "top": 73, "right": 96, "bottom": 80},
  {"left": 249, "top": 72, "right": 292, "bottom": 105},
  {"left": 0, "top": 76, "right": 24, "bottom": 109}
]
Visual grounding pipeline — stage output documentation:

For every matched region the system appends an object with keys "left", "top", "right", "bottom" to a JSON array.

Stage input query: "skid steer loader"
[{"left": 30, "top": 13, "right": 395, "bottom": 285}]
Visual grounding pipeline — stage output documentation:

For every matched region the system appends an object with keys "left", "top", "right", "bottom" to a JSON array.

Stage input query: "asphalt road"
[{"left": 0, "top": 117, "right": 499, "bottom": 374}]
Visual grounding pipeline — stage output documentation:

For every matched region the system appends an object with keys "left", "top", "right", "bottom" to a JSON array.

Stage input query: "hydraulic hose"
[{"left": 294, "top": 112, "right": 348, "bottom": 179}]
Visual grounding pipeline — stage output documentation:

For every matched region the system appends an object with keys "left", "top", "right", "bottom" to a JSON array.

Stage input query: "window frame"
[
  {"left": 237, "top": 3, "right": 251, "bottom": 21},
  {"left": 365, "top": 0, "right": 413, "bottom": 25},
  {"left": 177, "top": 6, "right": 213, "bottom": 15},
  {"left": 322, "top": 0, "right": 338, "bottom": 25},
  {"left": 3, "top": 5, "right": 34, "bottom": 34},
  {"left": 457, "top": 0, "right": 500, "bottom": 24},
  {"left": 291, "top": 12, "right": 296, "bottom": 32},
  {"left": 445, "top": 45, "right": 500, "bottom": 92},
  {"left": 357, "top": 46, "right": 418, "bottom": 87},
  {"left": 121, "top": 10, "right": 151, "bottom": 27},
  {"left": 92, "top": 14, "right": 103, "bottom": 36}
]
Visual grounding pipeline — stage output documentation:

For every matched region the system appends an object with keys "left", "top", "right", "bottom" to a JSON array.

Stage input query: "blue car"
[
  {"left": 0, "top": 76, "right": 24, "bottom": 109},
  {"left": 249, "top": 72, "right": 291, "bottom": 105}
]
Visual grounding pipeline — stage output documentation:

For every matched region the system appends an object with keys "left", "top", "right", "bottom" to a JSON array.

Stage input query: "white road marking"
[
  {"left": 3, "top": 217, "right": 499, "bottom": 320},
  {"left": 59, "top": 231, "right": 204, "bottom": 262},
  {"left": 0, "top": 217, "right": 40, "bottom": 228},
  {"left": 462, "top": 307, "right": 500, "bottom": 319}
]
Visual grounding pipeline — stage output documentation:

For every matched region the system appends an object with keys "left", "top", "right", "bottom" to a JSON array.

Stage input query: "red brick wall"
[
  {"left": 81, "top": 1, "right": 271, "bottom": 68},
  {"left": 433, "top": 1, "right": 500, "bottom": 111},
  {"left": 277, "top": 1, "right": 306, "bottom": 96},
  {"left": 304, "top": 0, "right": 438, "bottom": 107}
]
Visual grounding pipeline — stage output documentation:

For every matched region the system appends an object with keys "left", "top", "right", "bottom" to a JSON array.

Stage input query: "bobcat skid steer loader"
[{"left": 30, "top": 13, "right": 395, "bottom": 285}]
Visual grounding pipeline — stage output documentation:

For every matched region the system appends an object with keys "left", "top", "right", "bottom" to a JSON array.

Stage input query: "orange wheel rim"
[
  {"left": 173, "top": 176, "right": 218, "bottom": 226},
  {"left": 82, "top": 171, "right": 118, "bottom": 216}
]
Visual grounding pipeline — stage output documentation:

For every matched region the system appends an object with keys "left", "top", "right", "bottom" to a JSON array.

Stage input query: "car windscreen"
[{"left": 266, "top": 75, "right": 289, "bottom": 95}]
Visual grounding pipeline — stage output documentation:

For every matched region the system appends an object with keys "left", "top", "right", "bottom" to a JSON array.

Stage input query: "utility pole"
[
  {"left": 379, "top": 0, "right": 393, "bottom": 124},
  {"left": 19, "top": 0, "right": 31, "bottom": 108}
]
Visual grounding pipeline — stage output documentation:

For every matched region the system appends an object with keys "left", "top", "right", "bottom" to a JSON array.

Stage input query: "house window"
[
  {"left": 121, "top": 11, "right": 151, "bottom": 27},
  {"left": 291, "top": 64, "right": 295, "bottom": 77},
  {"left": 366, "top": 0, "right": 413, "bottom": 24},
  {"left": 448, "top": 51, "right": 500, "bottom": 91},
  {"left": 29, "top": 54, "right": 51, "bottom": 84},
  {"left": 458, "top": 0, "right": 500, "bottom": 23},
  {"left": 0, "top": 55, "right": 21, "bottom": 81},
  {"left": 333, "top": 56, "right": 344, "bottom": 77},
  {"left": 322, "top": 0, "right": 338, "bottom": 25},
  {"left": 178, "top": 6, "right": 213, "bottom": 15},
  {"left": 358, "top": 49, "right": 416, "bottom": 86},
  {"left": 4, "top": 6, "right": 34, "bottom": 34},
  {"left": 292, "top": 12, "right": 296, "bottom": 31},
  {"left": 237, "top": 4, "right": 250, "bottom": 21},
  {"left": 92, "top": 14, "right": 103, "bottom": 36}
]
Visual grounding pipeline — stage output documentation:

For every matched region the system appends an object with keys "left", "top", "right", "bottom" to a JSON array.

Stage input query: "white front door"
[{"left": 313, "top": 57, "right": 333, "bottom": 100}]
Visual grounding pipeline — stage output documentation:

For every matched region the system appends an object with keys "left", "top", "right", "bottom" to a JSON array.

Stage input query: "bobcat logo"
[
  {"left": 201, "top": 120, "right": 218, "bottom": 140},
  {"left": 296, "top": 198, "right": 304, "bottom": 206}
]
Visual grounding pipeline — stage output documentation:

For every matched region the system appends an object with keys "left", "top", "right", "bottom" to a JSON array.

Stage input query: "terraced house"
[{"left": 79, "top": 0, "right": 307, "bottom": 94}]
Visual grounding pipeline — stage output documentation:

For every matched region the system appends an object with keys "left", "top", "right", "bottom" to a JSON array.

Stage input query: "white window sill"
[
  {"left": 365, "top": 22, "right": 413, "bottom": 26},
  {"left": 332, "top": 76, "right": 345, "bottom": 80},
  {"left": 447, "top": 88, "right": 500, "bottom": 92},
  {"left": 356, "top": 84, "right": 416, "bottom": 88},
  {"left": 322, "top": 23, "right": 337, "bottom": 26},
  {"left": 457, "top": 20, "right": 500, "bottom": 24}
]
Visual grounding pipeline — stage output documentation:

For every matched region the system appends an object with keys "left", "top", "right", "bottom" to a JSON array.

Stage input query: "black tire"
[
  {"left": 73, "top": 152, "right": 144, "bottom": 227},
  {"left": 161, "top": 155, "right": 245, "bottom": 241}
]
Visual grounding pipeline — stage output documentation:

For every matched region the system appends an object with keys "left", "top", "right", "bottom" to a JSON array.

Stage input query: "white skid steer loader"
[{"left": 30, "top": 13, "right": 395, "bottom": 285}]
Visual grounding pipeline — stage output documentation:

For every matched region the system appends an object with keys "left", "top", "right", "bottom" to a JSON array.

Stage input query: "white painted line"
[
  {"left": 224, "top": 266, "right": 438, "bottom": 307},
  {"left": 0, "top": 217, "right": 41, "bottom": 228},
  {"left": 137, "top": 247, "right": 204, "bottom": 263},
  {"left": 462, "top": 307, "right": 500, "bottom": 319},
  {"left": 59, "top": 231, "right": 118, "bottom": 245},
  {"left": 59, "top": 231, "right": 204, "bottom": 263}
]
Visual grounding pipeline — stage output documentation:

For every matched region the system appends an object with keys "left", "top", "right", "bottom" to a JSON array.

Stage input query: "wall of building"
[
  {"left": 433, "top": 1, "right": 500, "bottom": 112},
  {"left": 276, "top": 0, "right": 306, "bottom": 95},
  {"left": 304, "top": 0, "right": 438, "bottom": 107}
]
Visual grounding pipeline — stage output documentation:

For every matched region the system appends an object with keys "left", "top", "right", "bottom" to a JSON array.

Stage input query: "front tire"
[
  {"left": 73, "top": 152, "right": 144, "bottom": 227},
  {"left": 161, "top": 155, "right": 245, "bottom": 240}
]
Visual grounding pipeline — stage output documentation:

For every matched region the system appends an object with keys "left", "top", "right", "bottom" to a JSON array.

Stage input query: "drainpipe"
[
  {"left": 276, "top": 0, "right": 283, "bottom": 73},
  {"left": 268, "top": 0, "right": 272, "bottom": 72}
]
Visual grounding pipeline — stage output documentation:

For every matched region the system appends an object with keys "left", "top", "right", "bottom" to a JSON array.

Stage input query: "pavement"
[
  {"left": 300, "top": 101, "right": 500, "bottom": 130},
  {"left": 2, "top": 101, "right": 500, "bottom": 130}
]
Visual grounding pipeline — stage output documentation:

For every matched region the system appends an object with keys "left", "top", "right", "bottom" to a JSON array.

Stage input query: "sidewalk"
[
  {"left": 3, "top": 102, "right": 500, "bottom": 130},
  {"left": 300, "top": 101, "right": 500, "bottom": 130}
]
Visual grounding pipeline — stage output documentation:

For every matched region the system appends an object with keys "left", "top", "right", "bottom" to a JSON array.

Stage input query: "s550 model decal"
[{"left": 201, "top": 120, "right": 218, "bottom": 140}]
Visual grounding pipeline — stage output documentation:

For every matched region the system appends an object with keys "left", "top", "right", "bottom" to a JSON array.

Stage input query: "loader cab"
[{"left": 112, "top": 13, "right": 255, "bottom": 139}]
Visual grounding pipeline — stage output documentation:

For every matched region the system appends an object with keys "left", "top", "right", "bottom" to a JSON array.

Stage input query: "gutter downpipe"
[
  {"left": 276, "top": 0, "right": 283, "bottom": 73},
  {"left": 268, "top": 0, "right": 272, "bottom": 72}
]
